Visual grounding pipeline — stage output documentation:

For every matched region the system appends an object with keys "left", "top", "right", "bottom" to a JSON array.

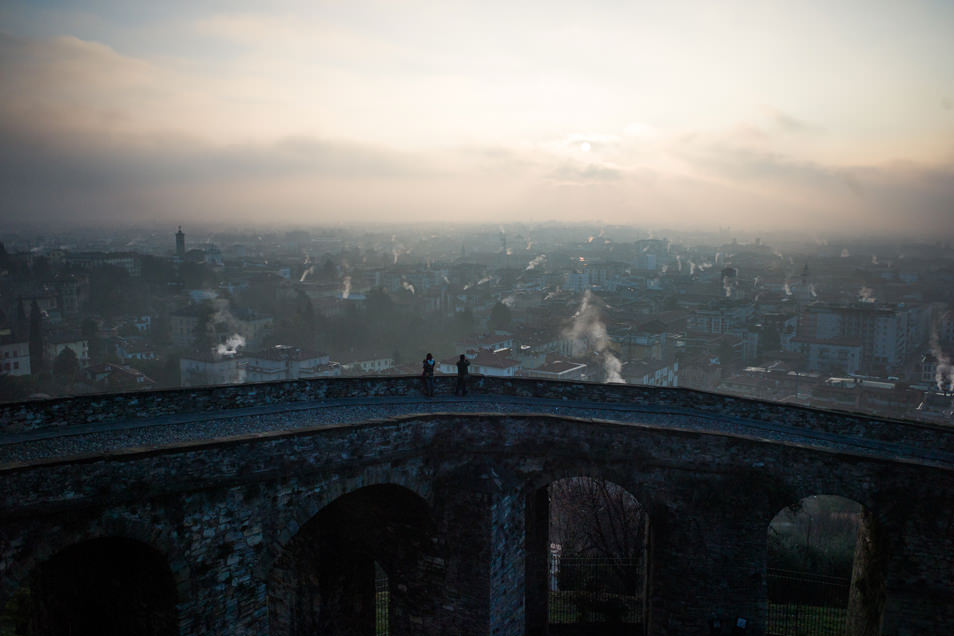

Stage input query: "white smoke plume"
[
  {"left": 689, "top": 261, "right": 697, "bottom": 276},
  {"left": 216, "top": 333, "right": 246, "bottom": 356},
  {"left": 723, "top": 275, "right": 733, "bottom": 298},
  {"left": 871, "top": 255, "right": 879, "bottom": 265},
  {"left": 299, "top": 265, "right": 315, "bottom": 283},
  {"left": 809, "top": 283, "right": 818, "bottom": 298},
  {"left": 563, "top": 290, "right": 624, "bottom": 383},
  {"left": 858, "top": 286, "right": 875, "bottom": 302},
  {"left": 930, "top": 323, "right": 954, "bottom": 393},
  {"left": 783, "top": 281, "right": 793, "bottom": 296},
  {"left": 341, "top": 275, "right": 352, "bottom": 299},
  {"left": 502, "top": 295, "right": 516, "bottom": 307},
  {"left": 841, "top": 248, "right": 851, "bottom": 258},
  {"left": 526, "top": 254, "right": 547, "bottom": 271},
  {"left": 676, "top": 255, "right": 683, "bottom": 272},
  {"left": 401, "top": 280, "right": 416, "bottom": 295}
]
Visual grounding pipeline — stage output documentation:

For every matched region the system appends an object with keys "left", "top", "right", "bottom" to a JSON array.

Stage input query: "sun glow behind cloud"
[{"left": 0, "top": 0, "right": 952, "bottom": 234}]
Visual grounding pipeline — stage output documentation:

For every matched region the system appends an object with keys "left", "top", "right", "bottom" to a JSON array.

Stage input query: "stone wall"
[
  {"left": 4, "top": 375, "right": 954, "bottom": 456},
  {"left": 2, "top": 411, "right": 953, "bottom": 635}
]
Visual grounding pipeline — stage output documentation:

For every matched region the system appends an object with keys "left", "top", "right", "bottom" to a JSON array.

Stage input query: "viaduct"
[{"left": 1, "top": 376, "right": 953, "bottom": 635}]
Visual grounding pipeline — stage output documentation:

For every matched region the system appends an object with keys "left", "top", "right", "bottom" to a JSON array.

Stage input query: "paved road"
[{"left": 3, "top": 394, "right": 953, "bottom": 470}]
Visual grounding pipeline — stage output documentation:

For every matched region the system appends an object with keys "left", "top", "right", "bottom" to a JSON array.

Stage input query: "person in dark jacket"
[
  {"left": 422, "top": 352, "right": 436, "bottom": 396},
  {"left": 455, "top": 354, "right": 470, "bottom": 396}
]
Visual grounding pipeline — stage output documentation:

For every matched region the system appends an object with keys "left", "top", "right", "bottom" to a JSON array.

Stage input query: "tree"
[
  {"left": 53, "top": 347, "right": 80, "bottom": 384},
  {"left": 81, "top": 318, "right": 99, "bottom": 340},
  {"left": 29, "top": 299, "right": 44, "bottom": 374},
  {"left": 549, "top": 477, "right": 648, "bottom": 598},
  {"left": 488, "top": 301, "right": 512, "bottom": 331},
  {"left": 15, "top": 299, "right": 28, "bottom": 340}
]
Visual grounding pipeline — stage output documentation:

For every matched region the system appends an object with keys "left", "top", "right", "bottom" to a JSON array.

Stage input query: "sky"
[{"left": 1, "top": 0, "right": 952, "bottom": 235}]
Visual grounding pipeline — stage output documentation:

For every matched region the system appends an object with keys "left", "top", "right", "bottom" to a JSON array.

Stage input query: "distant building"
[
  {"left": 176, "top": 226, "right": 185, "bottom": 258},
  {"left": 65, "top": 252, "right": 141, "bottom": 277},
  {"left": 621, "top": 358, "right": 679, "bottom": 387},
  {"left": 788, "top": 336, "right": 863, "bottom": 375},
  {"left": 0, "top": 339, "right": 30, "bottom": 376},
  {"left": 179, "top": 352, "right": 244, "bottom": 387},
  {"left": 440, "top": 349, "right": 520, "bottom": 377},
  {"left": 337, "top": 352, "right": 393, "bottom": 375},
  {"left": 86, "top": 363, "right": 156, "bottom": 391},
  {"left": 455, "top": 333, "right": 514, "bottom": 355},
  {"left": 524, "top": 359, "right": 587, "bottom": 382},
  {"left": 797, "top": 302, "right": 929, "bottom": 374},
  {"left": 921, "top": 350, "right": 954, "bottom": 391},
  {"left": 687, "top": 302, "right": 754, "bottom": 335},
  {"left": 245, "top": 346, "right": 338, "bottom": 382},
  {"left": 44, "top": 336, "right": 89, "bottom": 368},
  {"left": 170, "top": 306, "right": 207, "bottom": 349}
]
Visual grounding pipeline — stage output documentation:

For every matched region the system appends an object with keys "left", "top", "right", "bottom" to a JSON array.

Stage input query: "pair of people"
[{"left": 422, "top": 353, "right": 470, "bottom": 397}]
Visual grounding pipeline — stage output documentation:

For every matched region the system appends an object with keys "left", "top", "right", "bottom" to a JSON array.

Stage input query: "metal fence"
[
  {"left": 375, "top": 563, "right": 389, "bottom": 636},
  {"left": 766, "top": 568, "right": 850, "bottom": 636},
  {"left": 548, "top": 556, "right": 643, "bottom": 625}
]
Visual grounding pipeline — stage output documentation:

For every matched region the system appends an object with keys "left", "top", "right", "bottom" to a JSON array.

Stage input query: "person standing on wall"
[
  {"left": 422, "top": 352, "right": 436, "bottom": 397},
  {"left": 455, "top": 354, "right": 470, "bottom": 396}
]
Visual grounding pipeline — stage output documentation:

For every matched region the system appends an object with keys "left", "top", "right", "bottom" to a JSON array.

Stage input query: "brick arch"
[{"left": 0, "top": 510, "right": 191, "bottom": 610}]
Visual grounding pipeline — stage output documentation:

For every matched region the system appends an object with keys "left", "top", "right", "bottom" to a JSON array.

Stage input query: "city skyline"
[{"left": 1, "top": 0, "right": 953, "bottom": 235}]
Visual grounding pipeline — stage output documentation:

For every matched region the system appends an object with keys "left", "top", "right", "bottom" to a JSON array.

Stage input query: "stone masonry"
[{"left": 1, "top": 377, "right": 953, "bottom": 635}]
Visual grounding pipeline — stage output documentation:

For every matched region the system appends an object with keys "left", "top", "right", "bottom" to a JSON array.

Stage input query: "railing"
[
  {"left": 548, "top": 556, "right": 643, "bottom": 626},
  {"left": 766, "top": 568, "right": 850, "bottom": 636},
  {"left": 375, "top": 563, "right": 388, "bottom": 636}
]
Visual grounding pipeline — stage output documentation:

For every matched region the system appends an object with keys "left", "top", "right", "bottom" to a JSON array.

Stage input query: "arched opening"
[
  {"left": 527, "top": 476, "right": 650, "bottom": 636},
  {"left": 767, "top": 495, "right": 885, "bottom": 636},
  {"left": 268, "top": 484, "right": 442, "bottom": 636},
  {"left": 1, "top": 537, "right": 178, "bottom": 636}
]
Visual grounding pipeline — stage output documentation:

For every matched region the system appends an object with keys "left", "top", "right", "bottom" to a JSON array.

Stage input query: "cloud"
[
  {"left": 673, "top": 134, "right": 954, "bottom": 236},
  {"left": 679, "top": 142, "right": 862, "bottom": 196},
  {"left": 763, "top": 107, "right": 823, "bottom": 135},
  {"left": 548, "top": 162, "right": 623, "bottom": 183}
]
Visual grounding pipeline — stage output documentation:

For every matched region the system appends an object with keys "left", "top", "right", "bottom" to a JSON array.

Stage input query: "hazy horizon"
[{"left": 1, "top": 1, "right": 952, "bottom": 236}]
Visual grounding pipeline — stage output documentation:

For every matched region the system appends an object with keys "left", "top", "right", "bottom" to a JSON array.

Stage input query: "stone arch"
[
  {"left": 259, "top": 461, "right": 433, "bottom": 579},
  {"left": 267, "top": 481, "right": 443, "bottom": 636},
  {"left": 766, "top": 493, "right": 885, "bottom": 636},
  {"left": 0, "top": 511, "right": 191, "bottom": 614},
  {"left": 3, "top": 535, "right": 179, "bottom": 636},
  {"left": 525, "top": 467, "right": 651, "bottom": 636}
]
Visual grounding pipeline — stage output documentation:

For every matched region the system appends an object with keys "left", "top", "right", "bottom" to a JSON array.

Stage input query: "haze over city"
[{"left": 1, "top": 0, "right": 953, "bottom": 235}]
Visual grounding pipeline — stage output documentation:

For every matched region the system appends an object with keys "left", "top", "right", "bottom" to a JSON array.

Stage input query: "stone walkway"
[{"left": 2, "top": 394, "right": 953, "bottom": 470}]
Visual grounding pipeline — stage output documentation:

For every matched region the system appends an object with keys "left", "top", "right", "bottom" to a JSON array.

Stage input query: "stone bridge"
[{"left": 1, "top": 376, "right": 953, "bottom": 635}]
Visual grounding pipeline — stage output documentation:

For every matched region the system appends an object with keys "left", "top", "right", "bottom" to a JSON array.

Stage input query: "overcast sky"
[{"left": 1, "top": 0, "right": 952, "bottom": 235}]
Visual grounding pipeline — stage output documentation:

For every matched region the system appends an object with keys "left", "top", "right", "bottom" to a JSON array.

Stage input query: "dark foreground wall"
[{"left": 2, "top": 404, "right": 953, "bottom": 635}]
